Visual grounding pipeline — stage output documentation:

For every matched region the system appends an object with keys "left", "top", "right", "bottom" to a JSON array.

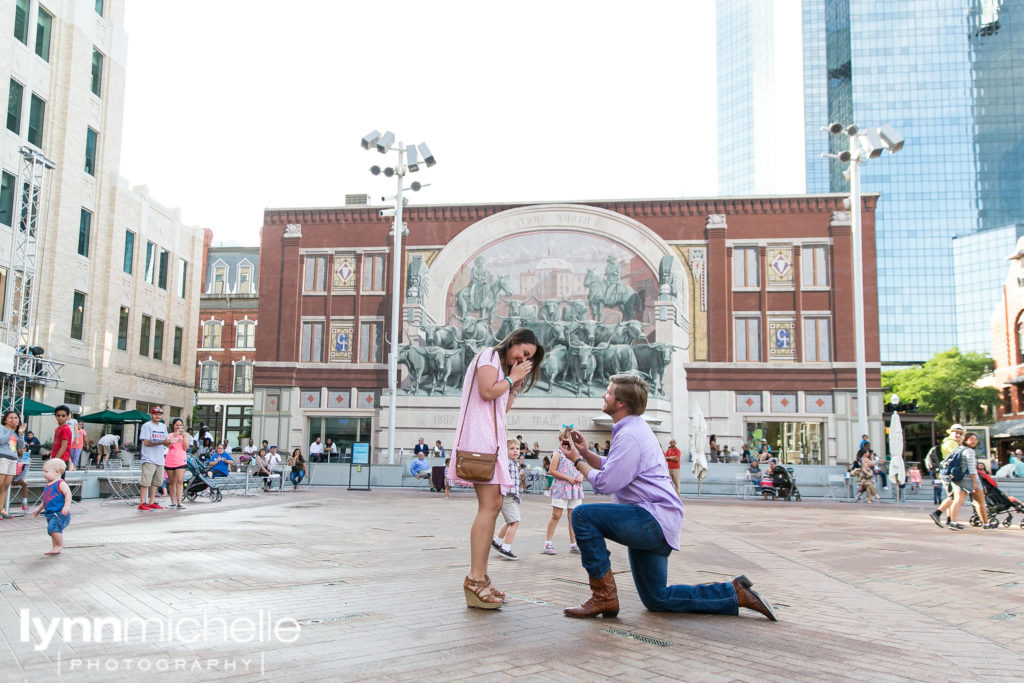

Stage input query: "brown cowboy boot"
[{"left": 564, "top": 570, "right": 619, "bottom": 618}]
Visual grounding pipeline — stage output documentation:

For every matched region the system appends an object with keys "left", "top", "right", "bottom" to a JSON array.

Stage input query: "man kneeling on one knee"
[{"left": 561, "top": 374, "right": 777, "bottom": 621}]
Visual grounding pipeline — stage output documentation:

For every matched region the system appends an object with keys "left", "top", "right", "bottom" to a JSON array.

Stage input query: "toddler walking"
[
  {"left": 33, "top": 459, "right": 71, "bottom": 555},
  {"left": 544, "top": 426, "right": 584, "bottom": 555},
  {"left": 492, "top": 439, "right": 522, "bottom": 560}
]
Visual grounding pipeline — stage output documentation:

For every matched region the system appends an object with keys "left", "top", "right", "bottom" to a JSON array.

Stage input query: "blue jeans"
[
  {"left": 571, "top": 503, "right": 739, "bottom": 615},
  {"left": 289, "top": 470, "right": 304, "bottom": 486}
]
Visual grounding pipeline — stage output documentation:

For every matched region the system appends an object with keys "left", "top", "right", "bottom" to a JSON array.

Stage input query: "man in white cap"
[{"left": 928, "top": 424, "right": 966, "bottom": 528}]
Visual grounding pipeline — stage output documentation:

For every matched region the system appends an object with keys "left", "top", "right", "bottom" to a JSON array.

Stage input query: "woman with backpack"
[{"left": 931, "top": 432, "right": 995, "bottom": 530}]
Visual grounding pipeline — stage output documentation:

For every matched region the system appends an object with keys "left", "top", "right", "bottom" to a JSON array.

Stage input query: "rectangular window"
[
  {"left": 77, "top": 208, "right": 91, "bottom": 257},
  {"left": 95, "top": 0, "right": 104, "bottom": 16},
  {"left": 732, "top": 247, "right": 759, "bottom": 288},
  {"left": 238, "top": 265, "right": 252, "bottom": 294},
  {"left": 27, "top": 94, "right": 44, "bottom": 147},
  {"left": 212, "top": 264, "right": 226, "bottom": 294},
  {"left": 803, "top": 317, "right": 831, "bottom": 362},
  {"left": 304, "top": 255, "right": 326, "bottom": 292},
  {"left": 71, "top": 291, "right": 86, "bottom": 340},
  {"left": 117, "top": 306, "right": 129, "bottom": 351},
  {"left": 361, "top": 254, "right": 385, "bottom": 292},
  {"left": 202, "top": 321, "right": 222, "bottom": 348},
  {"left": 7, "top": 79, "right": 23, "bottom": 134},
  {"left": 144, "top": 241, "right": 155, "bottom": 284},
  {"left": 158, "top": 249, "right": 169, "bottom": 289},
  {"left": 152, "top": 319, "right": 164, "bottom": 361},
  {"left": 233, "top": 363, "right": 253, "bottom": 393},
  {"left": 35, "top": 8, "right": 52, "bottom": 61},
  {"left": 85, "top": 128, "right": 97, "bottom": 175},
  {"left": 199, "top": 363, "right": 219, "bottom": 392},
  {"left": 0, "top": 171, "right": 14, "bottom": 226},
  {"left": 734, "top": 317, "right": 761, "bottom": 362},
  {"left": 14, "top": 0, "right": 29, "bottom": 43},
  {"left": 177, "top": 258, "right": 187, "bottom": 298},
  {"left": 801, "top": 245, "right": 829, "bottom": 288},
  {"left": 172, "top": 326, "right": 182, "bottom": 365},
  {"left": 139, "top": 314, "right": 151, "bottom": 357},
  {"left": 359, "top": 322, "right": 383, "bottom": 363},
  {"left": 300, "top": 321, "right": 324, "bottom": 362},
  {"left": 123, "top": 230, "right": 135, "bottom": 274},
  {"left": 235, "top": 321, "right": 255, "bottom": 349},
  {"left": 90, "top": 49, "right": 104, "bottom": 97},
  {"left": 0, "top": 267, "right": 7, "bottom": 322}
]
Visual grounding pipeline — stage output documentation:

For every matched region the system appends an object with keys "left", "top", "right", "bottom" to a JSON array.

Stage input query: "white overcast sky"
[{"left": 120, "top": 1, "right": 804, "bottom": 246}]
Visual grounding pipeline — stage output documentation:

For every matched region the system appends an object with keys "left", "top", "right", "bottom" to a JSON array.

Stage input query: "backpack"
[
  {"left": 940, "top": 446, "right": 966, "bottom": 482},
  {"left": 924, "top": 445, "right": 940, "bottom": 472}
]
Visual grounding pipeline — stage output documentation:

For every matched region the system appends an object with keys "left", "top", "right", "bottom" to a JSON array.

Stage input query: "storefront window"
[
  {"left": 308, "top": 416, "right": 372, "bottom": 462},
  {"left": 745, "top": 421, "right": 824, "bottom": 465}
]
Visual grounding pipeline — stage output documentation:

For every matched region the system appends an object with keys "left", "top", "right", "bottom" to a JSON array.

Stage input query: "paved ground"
[{"left": 0, "top": 487, "right": 1022, "bottom": 681}]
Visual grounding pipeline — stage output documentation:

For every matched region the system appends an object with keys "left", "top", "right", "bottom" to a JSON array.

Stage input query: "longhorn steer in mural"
[
  {"left": 584, "top": 268, "right": 645, "bottom": 321},
  {"left": 456, "top": 315, "right": 497, "bottom": 350},
  {"left": 455, "top": 275, "right": 511, "bottom": 323},
  {"left": 398, "top": 345, "right": 448, "bottom": 395},
  {"left": 561, "top": 299, "right": 589, "bottom": 322},
  {"left": 538, "top": 298, "right": 563, "bottom": 322},
  {"left": 632, "top": 343, "right": 678, "bottom": 396},
  {"left": 540, "top": 346, "right": 572, "bottom": 392},
  {"left": 594, "top": 344, "right": 639, "bottom": 383},
  {"left": 420, "top": 322, "right": 462, "bottom": 349},
  {"left": 595, "top": 317, "right": 651, "bottom": 346},
  {"left": 568, "top": 341, "right": 606, "bottom": 396},
  {"left": 503, "top": 298, "right": 538, "bottom": 321}
]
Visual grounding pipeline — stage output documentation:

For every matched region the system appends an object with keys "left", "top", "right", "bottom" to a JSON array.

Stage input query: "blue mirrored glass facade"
[{"left": 720, "top": 0, "right": 1024, "bottom": 363}]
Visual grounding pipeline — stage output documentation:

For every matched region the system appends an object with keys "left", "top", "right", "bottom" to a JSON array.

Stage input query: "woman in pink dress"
[
  {"left": 448, "top": 328, "right": 544, "bottom": 609},
  {"left": 164, "top": 418, "right": 189, "bottom": 509}
]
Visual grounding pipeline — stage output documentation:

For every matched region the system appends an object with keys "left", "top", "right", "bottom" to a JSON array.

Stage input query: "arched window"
[
  {"left": 199, "top": 361, "right": 219, "bottom": 393},
  {"left": 1017, "top": 316, "right": 1024, "bottom": 364}
]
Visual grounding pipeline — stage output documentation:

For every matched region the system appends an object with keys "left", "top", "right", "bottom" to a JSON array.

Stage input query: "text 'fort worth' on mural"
[{"left": 397, "top": 232, "right": 682, "bottom": 398}]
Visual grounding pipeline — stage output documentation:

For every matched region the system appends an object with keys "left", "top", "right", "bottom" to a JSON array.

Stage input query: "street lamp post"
[
  {"left": 360, "top": 131, "right": 435, "bottom": 463},
  {"left": 823, "top": 123, "right": 904, "bottom": 444}
]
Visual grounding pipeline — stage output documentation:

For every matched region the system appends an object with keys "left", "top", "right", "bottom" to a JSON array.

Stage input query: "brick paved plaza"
[{"left": 0, "top": 488, "right": 1021, "bottom": 681}]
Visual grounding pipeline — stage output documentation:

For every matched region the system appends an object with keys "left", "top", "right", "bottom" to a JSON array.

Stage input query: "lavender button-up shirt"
[{"left": 587, "top": 415, "right": 685, "bottom": 550}]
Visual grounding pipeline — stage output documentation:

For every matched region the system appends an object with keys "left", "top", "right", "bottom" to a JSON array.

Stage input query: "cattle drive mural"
[{"left": 398, "top": 232, "right": 679, "bottom": 398}]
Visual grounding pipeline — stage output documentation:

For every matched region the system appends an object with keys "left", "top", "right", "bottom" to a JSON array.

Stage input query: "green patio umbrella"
[
  {"left": 115, "top": 410, "right": 152, "bottom": 423},
  {"left": 77, "top": 409, "right": 123, "bottom": 424},
  {"left": 1, "top": 397, "right": 56, "bottom": 416}
]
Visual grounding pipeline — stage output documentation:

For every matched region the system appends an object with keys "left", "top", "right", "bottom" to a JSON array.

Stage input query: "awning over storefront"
[{"left": 990, "top": 419, "right": 1024, "bottom": 438}]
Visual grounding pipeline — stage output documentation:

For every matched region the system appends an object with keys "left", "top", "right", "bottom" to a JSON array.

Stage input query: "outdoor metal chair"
[{"left": 735, "top": 472, "right": 758, "bottom": 499}]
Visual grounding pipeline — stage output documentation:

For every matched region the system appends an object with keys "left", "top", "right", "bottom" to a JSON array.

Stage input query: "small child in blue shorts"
[
  {"left": 32, "top": 458, "right": 71, "bottom": 555},
  {"left": 492, "top": 439, "right": 522, "bottom": 560}
]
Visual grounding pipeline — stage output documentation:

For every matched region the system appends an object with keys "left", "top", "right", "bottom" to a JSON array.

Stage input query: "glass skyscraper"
[{"left": 718, "top": 0, "right": 1024, "bottom": 364}]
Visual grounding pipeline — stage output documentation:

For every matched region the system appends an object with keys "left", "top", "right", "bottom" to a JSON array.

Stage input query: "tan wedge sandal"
[
  {"left": 464, "top": 576, "right": 503, "bottom": 609},
  {"left": 483, "top": 575, "right": 505, "bottom": 598}
]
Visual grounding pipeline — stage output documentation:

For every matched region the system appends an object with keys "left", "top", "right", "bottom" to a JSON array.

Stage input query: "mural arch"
[{"left": 403, "top": 204, "right": 689, "bottom": 400}]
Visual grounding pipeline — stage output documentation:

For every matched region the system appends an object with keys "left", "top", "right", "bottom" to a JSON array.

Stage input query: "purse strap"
[{"left": 455, "top": 349, "right": 500, "bottom": 455}]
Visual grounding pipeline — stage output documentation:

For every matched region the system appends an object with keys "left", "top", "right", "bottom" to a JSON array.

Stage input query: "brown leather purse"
[{"left": 454, "top": 351, "right": 500, "bottom": 483}]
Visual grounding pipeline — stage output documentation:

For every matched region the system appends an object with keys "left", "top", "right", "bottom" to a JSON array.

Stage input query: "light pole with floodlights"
[
  {"left": 360, "top": 130, "right": 435, "bottom": 463},
  {"left": 822, "top": 122, "right": 904, "bottom": 443}
]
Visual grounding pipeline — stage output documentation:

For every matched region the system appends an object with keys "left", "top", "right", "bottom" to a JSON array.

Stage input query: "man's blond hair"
[{"left": 609, "top": 374, "right": 649, "bottom": 416}]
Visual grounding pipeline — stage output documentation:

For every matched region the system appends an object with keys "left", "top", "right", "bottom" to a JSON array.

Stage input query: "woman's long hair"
[
  {"left": 2, "top": 410, "right": 21, "bottom": 430},
  {"left": 492, "top": 328, "right": 545, "bottom": 393}
]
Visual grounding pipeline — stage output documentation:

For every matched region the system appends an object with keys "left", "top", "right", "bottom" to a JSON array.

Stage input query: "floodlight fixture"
[
  {"left": 361, "top": 130, "right": 382, "bottom": 150},
  {"left": 370, "top": 165, "right": 382, "bottom": 176},
  {"left": 826, "top": 122, "right": 844, "bottom": 135},
  {"left": 878, "top": 124, "right": 904, "bottom": 153},
  {"left": 858, "top": 129, "right": 885, "bottom": 158},
  {"left": 383, "top": 166, "right": 395, "bottom": 177},
  {"left": 410, "top": 181, "right": 421, "bottom": 191},
  {"left": 376, "top": 131, "right": 395, "bottom": 154},
  {"left": 417, "top": 142, "right": 436, "bottom": 167},
  {"left": 844, "top": 124, "right": 859, "bottom": 136},
  {"left": 407, "top": 145, "right": 420, "bottom": 173},
  {"left": 838, "top": 150, "right": 852, "bottom": 163}
]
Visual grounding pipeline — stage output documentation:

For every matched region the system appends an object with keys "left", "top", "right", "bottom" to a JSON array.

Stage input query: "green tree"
[{"left": 882, "top": 348, "right": 998, "bottom": 426}]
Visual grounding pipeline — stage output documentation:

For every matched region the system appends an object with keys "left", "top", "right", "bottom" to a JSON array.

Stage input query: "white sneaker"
[
  {"left": 543, "top": 543, "right": 556, "bottom": 555},
  {"left": 569, "top": 543, "right": 580, "bottom": 554}
]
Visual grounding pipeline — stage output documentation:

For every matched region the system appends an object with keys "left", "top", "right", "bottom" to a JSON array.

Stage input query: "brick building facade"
[
  {"left": 253, "top": 195, "right": 881, "bottom": 465},
  {"left": 194, "top": 241, "right": 259, "bottom": 447}
]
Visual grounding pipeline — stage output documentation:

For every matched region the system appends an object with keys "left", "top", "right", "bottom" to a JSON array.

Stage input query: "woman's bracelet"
[{"left": 505, "top": 377, "right": 514, "bottom": 391}]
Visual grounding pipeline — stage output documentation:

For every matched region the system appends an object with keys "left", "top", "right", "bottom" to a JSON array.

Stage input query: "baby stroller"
[
  {"left": 970, "top": 470, "right": 1024, "bottom": 528},
  {"left": 761, "top": 466, "right": 802, "bottom": 502},
  {"left": 185, "top": 454, "right": 223, "bottom": 503}
]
